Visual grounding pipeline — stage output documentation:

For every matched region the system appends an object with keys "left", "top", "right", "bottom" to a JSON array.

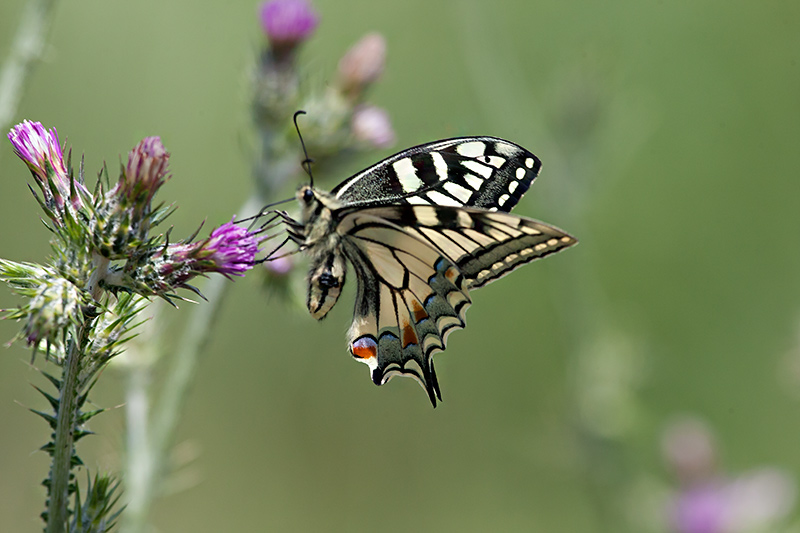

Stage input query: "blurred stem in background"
[
  {"left": 119, "top": 1, "right": 395, "bottom": 531},
  {"left": 459, "top": 4, "right": 800, "bottom": 531},
  {"left": 121, "top": 212, "right": 261, "bottom": 533},
  {"left": 0, "top": 0, "right": 57, "bottom": 131},
  {"left": 547, "top": 72, "right": 648, "bottom": 533},
  {"left": 457, "top": 3, "right": 653, "bottom": 530}
]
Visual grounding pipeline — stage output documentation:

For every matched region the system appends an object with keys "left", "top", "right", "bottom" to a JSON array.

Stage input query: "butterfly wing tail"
[{"left": 343, "top": 217, "right": 472, "bottom": 407}]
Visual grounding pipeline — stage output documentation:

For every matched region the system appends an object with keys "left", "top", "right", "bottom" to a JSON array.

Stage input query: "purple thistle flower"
[
  {"left": 151, "top": 220, "right": 260, "bottom": 292},
  {"left": 259, "top": 0, "right": 318, "bottom": 56},
  {"left": 127, "top": 220, "right": 260, "bottom": 298},
  {"left": 8, "top": 120, "right": 88, "bottom": 214},
  {"left": 203, "top": 220, "right": 261, "bottom": 277},
  {"left": 8, "top": 120, "right": 66, "bottom": 181}
]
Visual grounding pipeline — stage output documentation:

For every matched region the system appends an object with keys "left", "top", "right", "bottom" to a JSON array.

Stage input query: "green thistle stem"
[
  {"left": 148, "top": 271, "right": 228, "bottom": 471},
  {"left": 46, "top": 318, "right": 90, "bottom": 533},
  {"left": 122, "top": 273, "right": 229, "bottom": 532},
  {"left": 45, "top": 254, "right": 108, "bottom": 531}
]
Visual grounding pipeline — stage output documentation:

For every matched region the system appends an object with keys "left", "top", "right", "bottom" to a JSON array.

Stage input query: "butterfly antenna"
[{"left": 293, "top": 110, "right": 314, "bottom": 187}]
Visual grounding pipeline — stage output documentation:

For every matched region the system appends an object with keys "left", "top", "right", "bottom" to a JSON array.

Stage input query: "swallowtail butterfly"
[{"left": 277, "top": 137, "right": 576, "bottom": 406}]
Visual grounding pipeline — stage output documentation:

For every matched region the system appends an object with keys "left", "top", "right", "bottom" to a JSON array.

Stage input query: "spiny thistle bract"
[{"left": 2, "top": 120, "right": 262, "bottom": 531}]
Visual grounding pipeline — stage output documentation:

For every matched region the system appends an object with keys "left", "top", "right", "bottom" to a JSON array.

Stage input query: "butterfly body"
[{"left": 280, "top": 137, "right": 576, "bottom": 406}]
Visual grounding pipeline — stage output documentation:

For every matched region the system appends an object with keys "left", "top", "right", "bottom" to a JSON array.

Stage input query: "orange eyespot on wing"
[{"left": 351, "top": 336, "right": 377, "bottom": 360}]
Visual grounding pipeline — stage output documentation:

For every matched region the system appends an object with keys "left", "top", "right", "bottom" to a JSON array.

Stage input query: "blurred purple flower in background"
[
  {"left": 252, "top": 0, "right": 395, "bottom": 302},
  {"left": 259, "top": 0, "right": 318, "bottom": 59},
  {"left": 263, "top": 254, "right": 293, "bottom": 276},
  {"left": 351, "top": 105, "right": 395, "bottom": 148},
  {"left": 253, "top": 0, "right": 320, "bottom": 157},
  {"left": 663, "top": 417, "right": 797, "bottom": 533},
  {"left": 337, "top": 32, "right": 386, "bottom": 99}
]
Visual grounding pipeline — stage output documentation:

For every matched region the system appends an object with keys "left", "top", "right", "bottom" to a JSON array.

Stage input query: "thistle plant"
[
  {"left": 1, "top": 120, "right": 260, "bottom": 533},
  {"left": 2, "top": 0, "right": 395, "bottom": 530}
]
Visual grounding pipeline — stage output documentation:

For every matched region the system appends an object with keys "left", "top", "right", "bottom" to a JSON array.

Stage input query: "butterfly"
[{"left": 274, "top": 136, "right": 577, "bottom": 406}]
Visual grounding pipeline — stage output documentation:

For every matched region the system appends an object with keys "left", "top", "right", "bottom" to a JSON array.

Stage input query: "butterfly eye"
[{"left": 302, "top": 188, "right": 314, "bottom": 203}]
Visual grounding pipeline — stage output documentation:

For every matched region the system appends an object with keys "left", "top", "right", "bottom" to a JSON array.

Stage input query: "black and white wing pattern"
[
  {"left": 331, "top": 136, "right": 541, "bottom": 213},
  {"left": 281, "top": 136, "right": 576, "bottom": 407}
]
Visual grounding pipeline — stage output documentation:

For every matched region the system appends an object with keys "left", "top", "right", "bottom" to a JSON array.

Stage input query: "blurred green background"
[{"left": 2, "top": 0, "right": 800, "bottom": 531}]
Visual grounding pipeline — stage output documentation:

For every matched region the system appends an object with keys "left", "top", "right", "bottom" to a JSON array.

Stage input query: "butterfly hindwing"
[
  {"left": 331, "top": 137, "right": 541, "bottom": 213},
  {"left": 335, "top": 205, "right": 575, "bottom": 405},
  {"left": 339, "top": 211, "right": 472, "bottom": 405}
]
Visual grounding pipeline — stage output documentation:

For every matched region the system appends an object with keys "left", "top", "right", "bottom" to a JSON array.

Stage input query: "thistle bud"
[
  {"left": 0, "top": 258, "right": 91, "bottom": 359},
  {"left": 117, "top": 136, "right": 170, "bottom": 210},
  {"left": 93, "top": 137, "right": 171, "bottom": 258},
  {"left": 24, "top": 276, "right": 84, "bottom": 353}
]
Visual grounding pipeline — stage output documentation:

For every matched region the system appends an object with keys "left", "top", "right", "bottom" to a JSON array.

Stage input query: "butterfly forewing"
[
  {"left": 331, "top": 137, "right": 541, "bottom": 213},
  {"left": 341, "top": 205, "right": 577, "bottom": 290}
]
